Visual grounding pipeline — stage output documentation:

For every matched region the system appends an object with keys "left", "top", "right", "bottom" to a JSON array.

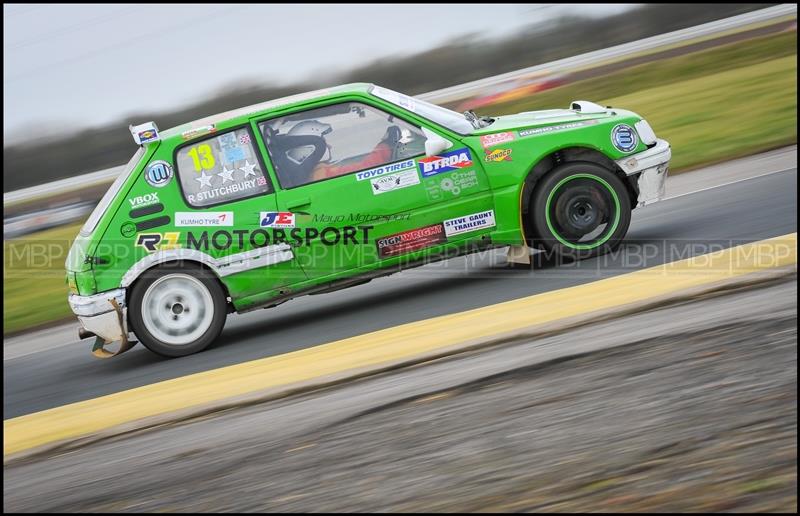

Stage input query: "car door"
[
  {"left": 256, "top": 98, "right": 495, "bottom": 283},
  {"left": 171, "top": 125, "right": 307, "bottom": 298}
]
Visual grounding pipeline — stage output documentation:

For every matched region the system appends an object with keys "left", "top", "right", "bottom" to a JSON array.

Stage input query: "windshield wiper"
[
  {"left": 462, "top": 110, "right": 481, "bottom": 129},
  {"left": 463, "top": 110, "right": 495, "bottom": 129}
]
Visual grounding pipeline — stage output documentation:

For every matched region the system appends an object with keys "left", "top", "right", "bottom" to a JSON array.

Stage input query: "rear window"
[
  {"left": 175, "top": 127, "right": 272, "bottom": 207},
  {"left": 80, "top": 147, "right": 144, "bottom": 236}
]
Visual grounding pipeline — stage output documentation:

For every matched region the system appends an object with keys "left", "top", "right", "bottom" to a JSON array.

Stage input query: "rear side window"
[{"left": 175, "top": 127, "right": 271, "bottom": 207}]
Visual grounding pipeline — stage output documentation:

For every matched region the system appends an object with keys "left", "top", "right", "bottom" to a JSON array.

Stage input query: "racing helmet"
[{"left": 286, "top": 120, "right": 333, "bottom": 163}]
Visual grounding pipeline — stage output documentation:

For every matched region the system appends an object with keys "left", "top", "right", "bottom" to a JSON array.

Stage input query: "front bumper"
[
  {"left": 68, "top": 289, "right": 135, "bottom": 357},
  {"left": 616, "top": 138, "right": 671, "bottom": 207}
]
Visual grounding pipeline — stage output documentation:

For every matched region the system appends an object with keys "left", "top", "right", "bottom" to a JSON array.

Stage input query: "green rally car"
[{"left": 66, "top": 83, "right": 671, "bottom": 358}]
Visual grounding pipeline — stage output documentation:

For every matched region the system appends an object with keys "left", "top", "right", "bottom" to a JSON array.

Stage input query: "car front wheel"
[
  {"left": 530, "top": 161, "right": 632, "bottom": 259},
  {"left": 128, "top": 265, "right": 227, "bottom": 357}
]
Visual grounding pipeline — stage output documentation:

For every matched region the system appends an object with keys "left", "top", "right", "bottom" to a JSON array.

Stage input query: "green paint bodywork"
[{"left": 66, "top": 83, "right": 650, "bottom": 311}]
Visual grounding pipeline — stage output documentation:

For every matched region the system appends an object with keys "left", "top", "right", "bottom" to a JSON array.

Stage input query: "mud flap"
[
  {"left": 91, "top": 298, "right": 137, "bottom": 358},
  {"left": 506, "top": 245, "right": 532, "bottom": 266}
]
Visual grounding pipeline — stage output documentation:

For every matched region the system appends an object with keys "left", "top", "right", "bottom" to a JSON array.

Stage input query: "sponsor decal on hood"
[{"left": 518, "top": 119, "right": 599, "bottom": 137}]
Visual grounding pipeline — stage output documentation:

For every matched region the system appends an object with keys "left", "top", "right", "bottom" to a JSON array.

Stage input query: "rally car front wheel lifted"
[
  {"left": 128, "top": 266, "right": 227, "bottom": 357},
  {"left": 530, "top": 162, "right": 631, "bottom": 259}
]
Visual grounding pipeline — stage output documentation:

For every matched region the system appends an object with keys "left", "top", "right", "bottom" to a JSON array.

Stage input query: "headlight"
[{"left": 635, "top": 119, "right": 657, "bottom": 145}]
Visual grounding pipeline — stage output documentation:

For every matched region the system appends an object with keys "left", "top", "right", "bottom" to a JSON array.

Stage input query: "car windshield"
[
  {"left": 79, "top": 147, "right": 144, "bottom": 236},
  {"left": 370, "top": 85, "right": 474, "bottom": 135}
]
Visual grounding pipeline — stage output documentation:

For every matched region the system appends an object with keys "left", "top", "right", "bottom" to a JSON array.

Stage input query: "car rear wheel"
[
  {"left": 530, "top": 161, "right": 631, "bottom": 259},
  {"left": 128, "top": 265, "right": 227, "bottom": 357}
]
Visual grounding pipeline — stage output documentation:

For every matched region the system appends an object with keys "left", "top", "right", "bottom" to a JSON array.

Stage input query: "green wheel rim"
[{"left": 545, "top": 173, "right": 621, "bottom": 250}]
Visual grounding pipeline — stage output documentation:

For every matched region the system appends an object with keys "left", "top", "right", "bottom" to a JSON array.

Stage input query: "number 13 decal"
[{"left": 187, "top": 144, "right": 216, "bottom": 172}]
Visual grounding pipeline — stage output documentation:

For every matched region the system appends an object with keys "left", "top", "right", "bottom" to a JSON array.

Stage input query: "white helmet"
[{"left": 286, "top": 120, "right": 332, "bottom": 164}]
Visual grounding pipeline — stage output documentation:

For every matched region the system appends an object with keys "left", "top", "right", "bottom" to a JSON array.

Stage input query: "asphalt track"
[
  {"left": 3, "top": 153, "right": 797, "bottom": 419},
  {"left": 5, "top": 278, "right": 796, "bottom": 512}
]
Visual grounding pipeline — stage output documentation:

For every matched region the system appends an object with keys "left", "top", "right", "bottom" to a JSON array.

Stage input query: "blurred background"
[{"left": 3, "top": 3, "right": 797, "bottom": 335}]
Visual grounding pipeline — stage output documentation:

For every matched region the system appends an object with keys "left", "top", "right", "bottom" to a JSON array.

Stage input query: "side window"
[
  {"left": 176, "top": 127, "right": 271, "bottom": 207},
  {"left": 259, "top": 102, "right": 427, "bottom": 189}
]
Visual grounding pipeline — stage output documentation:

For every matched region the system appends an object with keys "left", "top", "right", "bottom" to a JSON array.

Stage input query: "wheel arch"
[
  {"left": 121, "top": 250, "right": 232, "bottom": 304},
  {"left": 518, "top": 145, "right": 636, "bottom": 243}
]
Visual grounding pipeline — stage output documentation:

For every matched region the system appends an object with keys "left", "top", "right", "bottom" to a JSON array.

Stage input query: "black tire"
[
  {"left": 530, "top": 161, "right": 631, "bottom": 260},
  {"left": 128, "top": 264, "right": 227, "bottom": 357}
]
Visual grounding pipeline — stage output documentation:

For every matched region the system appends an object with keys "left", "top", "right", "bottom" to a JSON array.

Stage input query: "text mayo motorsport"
[
  {"left": 312, "top": 212, "right": 412, "bottom": 223},
  {"left": 186, "top": 225, "right": 374, "bottom": 250}
]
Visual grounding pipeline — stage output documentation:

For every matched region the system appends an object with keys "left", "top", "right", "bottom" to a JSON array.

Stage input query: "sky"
[{"left": 3, "top": 4, "right": 636, "bottom": 143}]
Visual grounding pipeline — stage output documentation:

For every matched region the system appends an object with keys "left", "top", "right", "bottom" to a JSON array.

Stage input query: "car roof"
[{"left": 160, "top": 83, "right": 374, "bottom": 140}]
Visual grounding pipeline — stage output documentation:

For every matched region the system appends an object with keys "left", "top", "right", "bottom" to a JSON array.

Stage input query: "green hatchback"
[{"left": 66, "top": 83, "right": 670, "bottom": 358}]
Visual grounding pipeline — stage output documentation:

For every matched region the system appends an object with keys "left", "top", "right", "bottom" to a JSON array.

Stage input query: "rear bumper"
[
  {"left": 68, "top": 289, "right": 127, "bottom": 343},
  {"left": 616, "top": 138, "right": 671, "bottom": 207}
]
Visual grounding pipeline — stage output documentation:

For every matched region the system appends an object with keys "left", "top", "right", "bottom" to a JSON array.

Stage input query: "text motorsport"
[{"left": 186, "top": 226, "right": 374, "bottom": 251}]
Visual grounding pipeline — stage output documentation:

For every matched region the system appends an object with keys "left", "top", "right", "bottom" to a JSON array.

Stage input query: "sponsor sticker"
[
  {"left": 518, "top": 119, "right": 599, "bottom": 137},
  {"left": 397, "top": 95, "right": 416, "bottom": 112},
  {"left": 219, "top": 132, "right": 247, "bottom": 163},
  {"left": 130, "top": 122, "right": 159, "bottom": 145},
  {"left": 424, "top": 169, "right": 479, "bottom": 201},
  {"left": 138, "top": 130, "right": 158, "bottom": 143},
  {"left": 128, "top": 192, "right": 159, "bottom": 208},
  {"left": 485, "top": 148, "right": 512, "bottom": 162},
  {"left": 175, "top": 212, "right": 234, "bottom": 227},
  {"left": 120, "top": 222, "right": 136, "bottom": 238},
  {"left": 480, "top": 132, "right": 515, "bottom": 148},
  {"left": 417, "top": 148, "right": 473, "bottom": 178},
  {"left": 313, "top": 213, "right": 411, "bottom": 224},
  {"left": 260, "top": 212, "right": 296, "bottom": 228},
  {"left": 186, "top": 226, "right": 373, "bottom": 251},
  {"left": 611, "top": 124, "right": 638, "bottom": 153},
  {"left": 136, "top": 232, "right": 181, "bottom": 253},
  {"left": 181, "top": 125, "right": 217, "bottom": 141},
  {"left": 223, "top": 146, "right": 247, "bottom": 163},
  {"left": 443, "top": 210, "right": 496, "bottom": 237},
  {"left": 371, "top": 168, "right": 420, "bottom": 195},
  {"left": 145, "top": 161, "right": 173, "bottom": 188},
  {"left": 355, "top": 159, "right": 416, "bottom": 181},
  {"left": 376, "top": 223, "right": 447, "bottom": 258},
  {"left": 218, "top": 132, "right": 237, "bottom": 147}
]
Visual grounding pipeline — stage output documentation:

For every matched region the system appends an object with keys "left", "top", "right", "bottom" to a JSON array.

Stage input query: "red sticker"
[
  {"left": 376, "top": 223, "right": 447, "bottom": 258},
  {"left": 480, "top": 132, "right": 515, "bottom": 148}
]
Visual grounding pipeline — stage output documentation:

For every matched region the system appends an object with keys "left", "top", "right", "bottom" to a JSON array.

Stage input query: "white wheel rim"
[{"left": 141, "top": 273, "right": 214, "bottom": 346}]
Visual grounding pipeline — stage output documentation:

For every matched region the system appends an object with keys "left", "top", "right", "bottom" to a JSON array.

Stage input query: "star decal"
[
  {"left": 218, "top": 166, "right": 235, "bottom": 183},
  {"left": 240, "top": 160, "right": 258, "bottom": 178},
  {"left": 195, "top": 171, "right": 213, "bottom": 189}
]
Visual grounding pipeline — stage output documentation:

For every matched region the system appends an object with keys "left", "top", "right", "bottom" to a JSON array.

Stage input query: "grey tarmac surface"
[
  {"left": 4, "top": 277, "right": 796, "bottom": 512},
  {"left": 2, "top": 147, "right": 797, "bottom": 418}
]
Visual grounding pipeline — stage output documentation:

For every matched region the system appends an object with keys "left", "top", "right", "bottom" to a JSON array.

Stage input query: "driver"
[{"left": 309, "top": 126, "right": 402, "bottom": 182}]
